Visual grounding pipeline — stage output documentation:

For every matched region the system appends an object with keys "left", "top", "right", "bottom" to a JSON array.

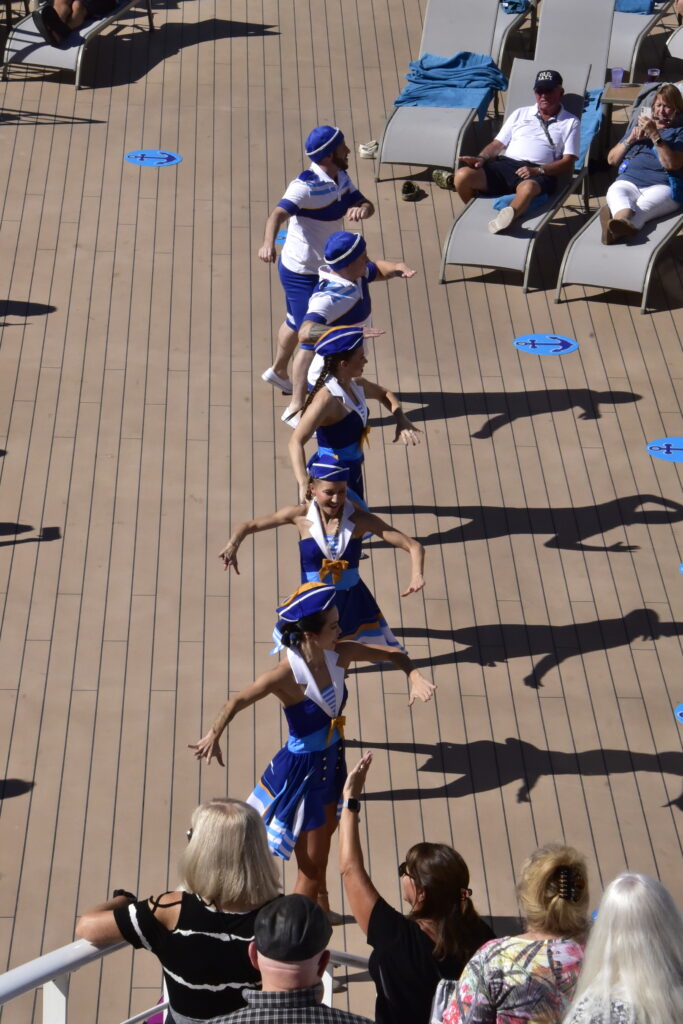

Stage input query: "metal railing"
[{"left": 0, "top": 938, "right": 369, "bottom": 1024}]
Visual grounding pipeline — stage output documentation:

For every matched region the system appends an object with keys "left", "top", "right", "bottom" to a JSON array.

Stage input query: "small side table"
[{"left": 600, "top": 83, "right": 643, "bottom": 147}]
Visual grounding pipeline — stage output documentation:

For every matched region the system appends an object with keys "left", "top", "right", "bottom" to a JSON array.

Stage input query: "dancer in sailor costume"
[
  {"left": 289, "top": 326, "right": 421, "bottom": 505},
  {"left": 281, "top": 230, "right": 416, "bottom": 426},
  {"left": 190, "top": 583, "right": 435, "bottom": 913},
  {"left": 217, "top": 452, "right": 425, "bottom": 647}
]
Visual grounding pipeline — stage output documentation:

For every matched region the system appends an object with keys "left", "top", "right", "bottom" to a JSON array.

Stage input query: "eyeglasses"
[
  {"left": 398, "top": 861, "right": 410, "bottom": 878},
  {"left": 186, "top": 828, "right": 193, "bottom": 841}
]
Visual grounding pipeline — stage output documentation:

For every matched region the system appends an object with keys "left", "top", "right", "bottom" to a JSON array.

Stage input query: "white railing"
[{"left": 0, "top": 938, "right": 369, "bottom": 1024}]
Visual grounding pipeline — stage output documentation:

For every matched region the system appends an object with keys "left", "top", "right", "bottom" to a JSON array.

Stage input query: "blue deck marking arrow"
[
  {"left": 125, "top": 149, "right": 183, "bottom": 167},
  {"left": 513, "top": 333, "right": 579, "bottom": 355},
  {"left": 646, "top": 438, "right": 683, "bottom": 463}
]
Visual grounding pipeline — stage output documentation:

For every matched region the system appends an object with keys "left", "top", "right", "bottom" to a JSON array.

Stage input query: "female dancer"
[
  {"left": 189, "top": 583, "right": 435, "bottom": 911},
  {"left": 288, "top": 325, "right": 421, "bottom": 504},
  {"left": 219, "top": 452, "right": 424, "bottom": 648}
]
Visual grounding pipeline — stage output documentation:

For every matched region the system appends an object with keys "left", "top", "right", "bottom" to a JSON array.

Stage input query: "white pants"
[{"left": 606, "top": 179, "right": 680, "bottom": 229}]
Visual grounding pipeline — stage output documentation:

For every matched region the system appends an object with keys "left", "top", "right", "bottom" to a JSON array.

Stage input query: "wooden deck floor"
[{"left": 0, "top": 0, "right": 682, "bottom": 1020}]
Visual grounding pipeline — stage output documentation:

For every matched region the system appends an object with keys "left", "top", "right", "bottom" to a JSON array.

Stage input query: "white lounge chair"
[
  {"left": 375, "top": 0, "right": 500, "bottom": 181},
  {"left": 1, "top": 0, "right": 154, "bottom": 89},
  {"left": 438, "top": 61, "right": 592, "bottom": 291},
  {"left": 608, "top": 0, "right": 674, "bottom": 81},
  {"left": 531, "top": 0, "right": 615, "bottom": 90}
]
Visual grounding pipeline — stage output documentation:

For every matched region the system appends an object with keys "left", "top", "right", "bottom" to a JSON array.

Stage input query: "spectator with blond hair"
[
  {"left": 76, "top": 799, "right": 280, "bottom": 1023},
  {"left": 562, "top": 872, "right": 683, "bottom": 1024},
  {"left": 440, "top": 844, "right": 589, "bottom": 1024}
]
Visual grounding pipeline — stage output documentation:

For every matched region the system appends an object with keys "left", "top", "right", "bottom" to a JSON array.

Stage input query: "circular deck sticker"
[
  {"left": 513, "top": 333, "right": 579, "bottom": 355},
  {"left": 675, "top": 703, "right": 683, "bottom": 723},
  {"left": 646, "top": 438, "right": 683, "bottom": 463},
  {"left": 125, "top": 150, "right": 183, "bottom": 167}
]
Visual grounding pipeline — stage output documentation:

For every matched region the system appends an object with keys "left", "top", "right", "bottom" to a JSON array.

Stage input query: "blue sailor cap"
[
  {"left": 306, "top": 452, "right": 351, "bottom": 481},
  {"left": 324, "top": 231, "right": 366, "bottom": 268},
  {"left": 305, "top": 125, "right": 344, "bottom": 160},
  {"left": 313, "top": 326, "right": 365, "bottom": 358},
  {"left": 276, "top": 582, "right": 337, "bottom": 623}
]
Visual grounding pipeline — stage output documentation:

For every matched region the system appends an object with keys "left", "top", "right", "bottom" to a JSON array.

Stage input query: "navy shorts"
[
  {"left": 278, "top": 259, "right": 318, "bottom": 330},
  {"left": 483, "top": 156, "right": 557, "bottom": 198}
]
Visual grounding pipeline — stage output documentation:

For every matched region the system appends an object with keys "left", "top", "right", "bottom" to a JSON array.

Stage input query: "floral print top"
[{"left": 442, "top": 936, "right": 584, "bottom": 1024}]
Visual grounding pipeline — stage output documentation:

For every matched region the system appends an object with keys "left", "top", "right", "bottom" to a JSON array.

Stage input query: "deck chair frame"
[
  {"left": 554, "top": 206, "right": 683, "bottom": 313},
  {"left": 608, "top": 0, "right": 674, "bottom": 81},
  {"left": 2, "top": 0, "right": 154, "bottom": 89},
  {"left": 375, "top": 0, "right": 500, "bottom": 181}
]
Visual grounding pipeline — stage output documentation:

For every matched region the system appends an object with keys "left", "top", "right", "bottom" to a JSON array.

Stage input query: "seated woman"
[
  {"left": 76, "top": 799, "right": 280, "bottom": 1023},
  {"left": 600, "top": 84, "right": 683, "bottom": 244},
  {"left": 339, "top": 754, "right": 495, "bottom": 1024},
  {"left": 441, "top": 843, "right": 589, "bottom": 1024},
  {"left": 32, "top": 0, "right": 117, "bottom": 46},
  {"left": 563, "top": 872, "right": 683, "bottom": 1024}
]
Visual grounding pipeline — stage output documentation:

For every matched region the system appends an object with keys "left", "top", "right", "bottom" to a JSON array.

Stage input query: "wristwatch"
[{"left": 342, "top": 798, "right": 361, "bottom": 814}]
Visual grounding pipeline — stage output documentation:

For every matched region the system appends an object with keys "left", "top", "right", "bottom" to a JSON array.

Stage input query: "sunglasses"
[
  {"left": 535, "top": 87, "right": 555, "bottom": 95},
  {"left": 186, "top": 828, "right": 193, "bottom": 841},
  {"left": 398, "top": 861, "right": 410, "bottom": 878}
]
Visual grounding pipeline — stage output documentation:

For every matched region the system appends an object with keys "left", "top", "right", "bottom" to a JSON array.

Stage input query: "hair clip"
[
  {"left": 460, "top": 887, "right": 473, "bottom": 899},
  {"left": 557, "top": 866, "right": 584, "bottom": 902}
]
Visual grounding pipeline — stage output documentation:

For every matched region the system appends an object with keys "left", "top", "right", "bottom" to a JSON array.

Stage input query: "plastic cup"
[
  {"left": 610, "top": 67, "right": 625, "bottom": 88},
  {"left": 647, "top": 67, "right": 661, "bottom": 82}
]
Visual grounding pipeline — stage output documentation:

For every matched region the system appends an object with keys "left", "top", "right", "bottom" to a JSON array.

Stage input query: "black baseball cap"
[
  {"left": 254, "top": 895, "right": 332, "bottom": 962},
  {"left": 533, "top": 69, "right": 563, "bottom": 91}
]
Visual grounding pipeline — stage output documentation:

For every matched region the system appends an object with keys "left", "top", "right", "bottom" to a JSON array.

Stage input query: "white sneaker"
[
  {"left": 281, "top": 407, "right": 301, "bottom": 428},
  {"left": 487, "top": 206, "right": 515, "bottom": 234},
  {"left": 261, "top": 367, "right": 293, "bottom": 394},
  {"left": 358, "top": 140, "right": 378, "bottom": 159}
]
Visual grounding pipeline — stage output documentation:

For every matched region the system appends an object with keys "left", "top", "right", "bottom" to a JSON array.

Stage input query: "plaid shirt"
[{"left": 218, "top": 985, "right": 373, "bottom": 1024}]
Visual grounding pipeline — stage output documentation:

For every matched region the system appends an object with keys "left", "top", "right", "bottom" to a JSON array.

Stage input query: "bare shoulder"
[{"left": 148, "top": 890, "right": 184, "bottom": 928}]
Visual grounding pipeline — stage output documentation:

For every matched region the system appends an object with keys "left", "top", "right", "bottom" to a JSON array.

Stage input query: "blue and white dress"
[
  {"left": 300, "top": 499, "right": 403, "bottom": 648},
  {"left": 315, "top": 377, "right": 368, "bottom": 505},
  {"left": 247, "top": 646, "right": 347, "bottom": 860}
]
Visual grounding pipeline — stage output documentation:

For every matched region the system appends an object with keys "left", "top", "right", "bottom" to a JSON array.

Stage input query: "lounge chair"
[
  {"left": 438, "top": 60, "right": 592, "bottom": 291},
  {"left": 1, "top": 0, "right": 154, "bottom": 89},
  {"left": 375, "top": 0, "right": 500, "bottom": 181},
  {"left": 608, "top": 0, "right": 674, "bottom": 81},
  {"left": 492, "top": 0, "right": 538, "bottom": 68},
  {"left": 531, "top": 0, "right": 615, "bottom": 90},
  {"left": 554, "top": 202, "right": 683, "bottom": 314},
  {"left": 666, "top": 22, "right": 683, "bottom": 57}
]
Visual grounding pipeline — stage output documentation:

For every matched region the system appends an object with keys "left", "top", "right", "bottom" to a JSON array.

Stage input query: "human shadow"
[
  {"left": 381, "top": 608, "right": 681, "bottom": 688},
  {"left": 0, "top": 779, "right": 35, "bottom": 799},
  {"left": 345, "top": 737, "right": 683, "bottom": 808},
  {"left": 0, "top": 524, "right": 61, "bottom": 548},
  {"left": 368, "top": 495, "right": 683, "bottom": 553},
  {"left": 0, "top": 108, "right": 103, "bottom": 127},
  {"left": 100, "top": 18, "right": 279, "bottom": 85},
  {"left": 0, "top": 300, "right": 57, "bottom": 324},
  {"left": 388, "top": 388, "right": 641, "bottom": 438}
]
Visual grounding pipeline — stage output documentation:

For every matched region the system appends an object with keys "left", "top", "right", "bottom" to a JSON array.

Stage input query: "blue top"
[
  {"left": 282, "top": 685, "right": 348, "bottom": 741},
  {"left": 317, "top": 409, "right": 365, "bottom": 454},
  {"left": 300, "top": 535, "right": 364, "bottom": 576},
  {"left": 618, "top": 124, "right": 683, "bottom": 189},
  {"left": 305, "top": 262, "right": 378, "bottom": 326}
]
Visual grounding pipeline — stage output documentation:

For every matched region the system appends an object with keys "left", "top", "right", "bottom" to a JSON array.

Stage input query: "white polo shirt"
[
  {"left": 278, "top": 164, "right": 367, "bottom": 275},
  {"left": 496, "top": 104, "right": 580, "bottom": 163}
]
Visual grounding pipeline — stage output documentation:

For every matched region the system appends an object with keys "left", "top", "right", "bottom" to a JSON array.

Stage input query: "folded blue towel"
[
  {"left": 394, "top": 52, "right": 508, "bottom": 121},
  {"left": 500, "top": 0, "right": 530, "bottom": 13},
  {"left": 615, "top": 0, "right": 654, "bottom": 12},
  {"left": 577, "top": 88, "right": 604, "bottom": 170}
]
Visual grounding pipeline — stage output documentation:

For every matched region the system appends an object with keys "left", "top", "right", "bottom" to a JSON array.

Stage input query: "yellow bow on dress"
[
  {"left": 319, "top": 558, "right": 349, "bottom": 585},
  {"left": 360, "top": 425, "right": 371, "bottom": 450},
  {"left": 327, "top": 715, "right": 346, "bottom": 744}
]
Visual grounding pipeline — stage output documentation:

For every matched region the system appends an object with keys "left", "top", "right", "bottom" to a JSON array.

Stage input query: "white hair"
[{"left": 564, "top": 873, "right": 683, "bottom": 1024}]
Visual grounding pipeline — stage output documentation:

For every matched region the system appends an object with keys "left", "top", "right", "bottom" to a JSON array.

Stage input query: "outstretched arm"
[
  {"left": 289, "top": 389, "right": 339, "bottom": 502},
  {"left": 336, "top": 641, "right": 436, "bottom": 705},
  {"left": 361, "top": 378, "right": 421, "bottom": 447},
  {"left": 219, "top": 505, "right": 304, "bottom": 573},
  {"left": 339, "top": 753, "right": 380, "bottom": 935},
  {"left": 372, "top": 259, "right": 417, "bottom": 282},
  {"left": 189, "top": 665, "right": 289, "bottom": 765},
  {"left": 259, "top": 207, "right": 290, "bottom": 263},
  {"left": 355, "top": 510, "right": 425, "bottom": 595}
]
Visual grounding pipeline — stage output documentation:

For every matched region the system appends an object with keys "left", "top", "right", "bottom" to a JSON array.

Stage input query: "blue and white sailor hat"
[
  {"left": 305, "top": 125, "right": 344, "bottom": 160},
  {"left": 306, "top": 452, "right": 351, "bottom": 481},
  {"left": 314, "top": 326, "right": 365, "bottom": 358},
  {"left": 324, "top": 231, "right": 366, "bottom": 269},
  {"left": 276, "top": 582, "right": 337, "bottom": 623}
]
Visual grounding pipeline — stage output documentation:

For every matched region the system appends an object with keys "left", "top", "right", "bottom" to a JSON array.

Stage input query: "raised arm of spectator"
[{"left": 339, "top": 753, "right": 380, "bottom": 935}]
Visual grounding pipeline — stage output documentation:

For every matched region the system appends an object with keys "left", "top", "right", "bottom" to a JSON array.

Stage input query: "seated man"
[
  {"left": 453, "top": 69, "right": 580, "bottom": 234},
  {"left": 32, "top": 0, "right": 117, "bottom": 45},
  {"left": 222, "top": 894, "right": 372, "bottom": 1024}
]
